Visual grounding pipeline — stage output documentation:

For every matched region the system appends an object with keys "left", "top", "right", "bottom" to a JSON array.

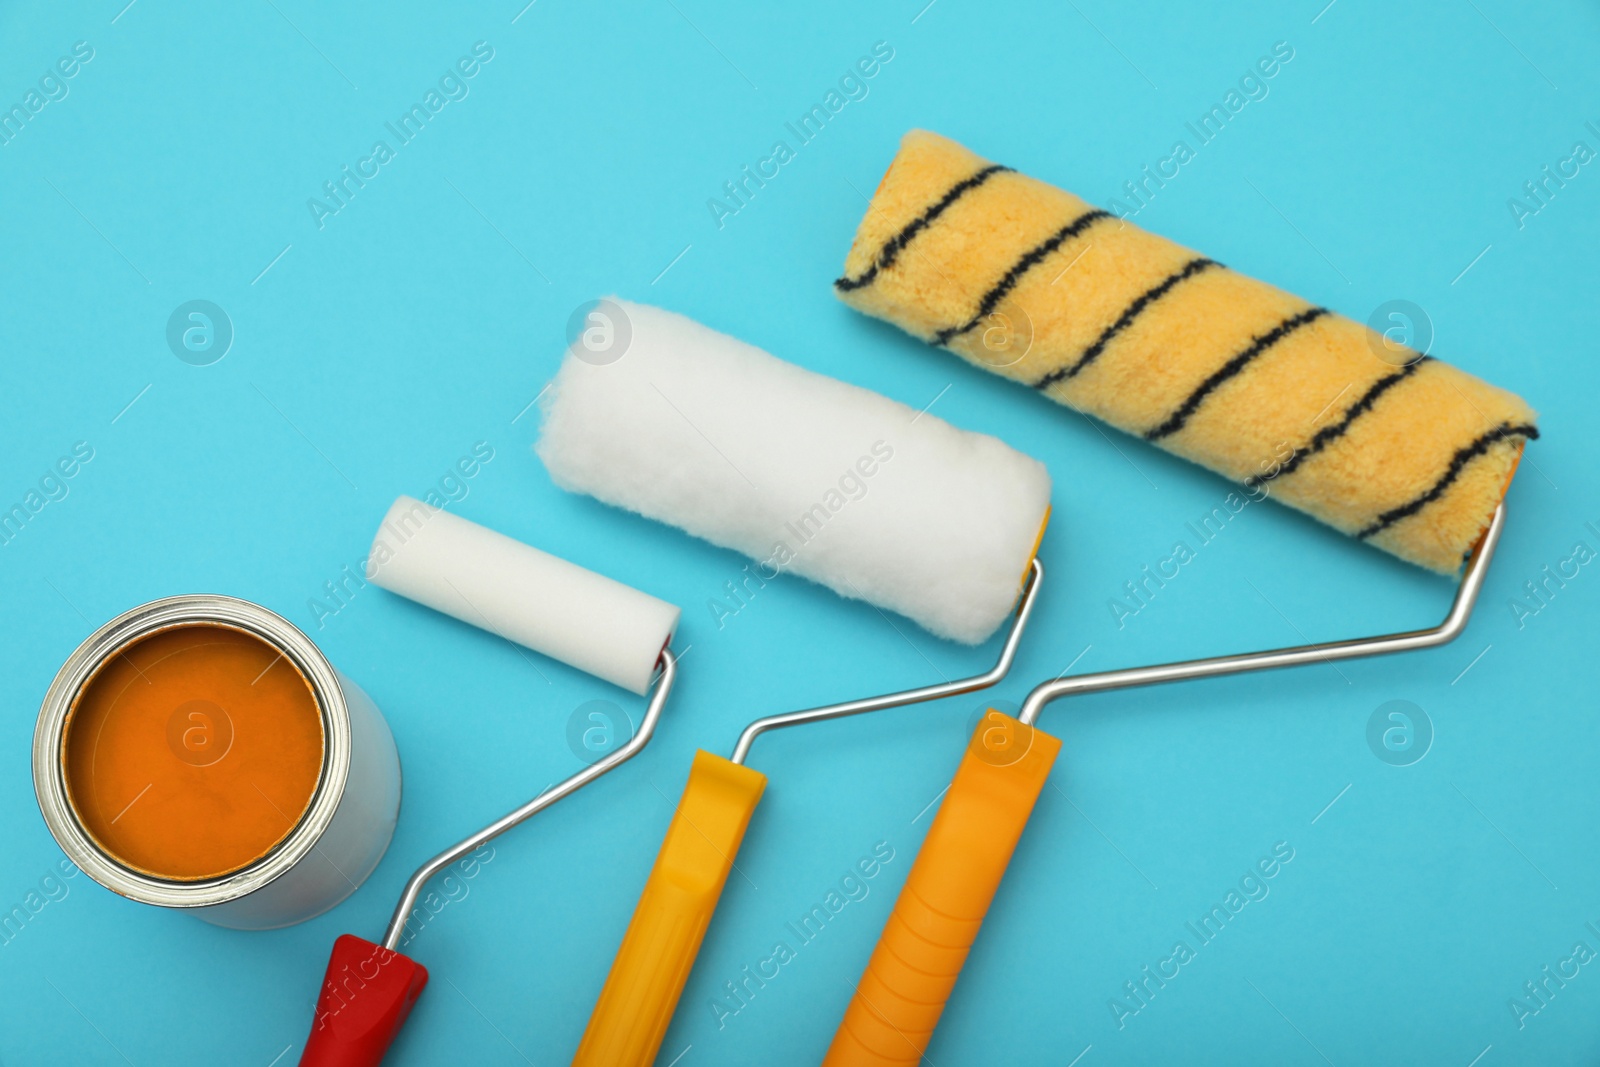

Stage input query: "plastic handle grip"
[
  {"left": 298, "top": 934, "right": 430, "bottom": 1067},
  {"left": 572, "top": 750, "right": 767, "bottom": 1067},
  {"left": 822, "top": 712, "right": 1061, "bottom": 1067}
]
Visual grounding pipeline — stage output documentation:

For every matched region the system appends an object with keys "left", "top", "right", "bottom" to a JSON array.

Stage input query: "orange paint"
[{"left": 62, "top": 623, "right": 325, "bottom": 881}]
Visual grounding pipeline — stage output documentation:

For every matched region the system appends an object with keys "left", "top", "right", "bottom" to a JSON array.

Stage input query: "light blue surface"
[{"left": 1, "top": 1, "right": 1595, "bottom": 1063}]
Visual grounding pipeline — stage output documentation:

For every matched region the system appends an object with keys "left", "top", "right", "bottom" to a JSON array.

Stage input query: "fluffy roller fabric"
[
  {"left": 535, "top": 299, "right": 1051, "bottom": 645},
  {"left": 834, "top": 130, "right": 1538, "bottom": 574}
]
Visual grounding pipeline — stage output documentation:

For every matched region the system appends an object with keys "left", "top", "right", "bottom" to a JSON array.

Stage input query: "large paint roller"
[
  {"left": 297, "top": 497, "right": 681, "bottom": 1066},
  {"left": 835, "top": 129, "right": 1536, "bottom": 575},
  {"left": 818, "top": 131, "right": 1538, "bottom": 1064},
  {"left": 532, "top": 299, "right": 1052, "bottom": 1066}
]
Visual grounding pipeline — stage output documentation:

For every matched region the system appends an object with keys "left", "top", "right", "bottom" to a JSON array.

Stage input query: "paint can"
[{"left": 32, "top": 594, "right": 401, "bottom": 930}]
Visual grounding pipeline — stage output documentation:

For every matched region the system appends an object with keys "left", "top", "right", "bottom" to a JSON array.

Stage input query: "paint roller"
[
  {"left": 817, "top": 131, "right": 1538, "bottom": 1065},
  {"left": 532, "top": 299, "right": 1052, "bottom": 1066},
  {"left": 297, "top": 496, "right": 681, "bottom": 1067},
  {"left": 835, "top": 130, "right": 1536, "bottom": 575}
]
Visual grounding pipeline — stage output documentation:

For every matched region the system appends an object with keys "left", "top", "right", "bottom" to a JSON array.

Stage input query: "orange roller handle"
[
  {"left": 823, "top": 712, "right": 1060, "bottom": 1067},
  {"left": 572, "top": 749, "right": 767, "bottom": 1067}
]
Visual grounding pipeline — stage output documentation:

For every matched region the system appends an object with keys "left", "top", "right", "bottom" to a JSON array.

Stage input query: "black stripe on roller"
[
  {"left": 833, "top": 164, "right": 1013, "bottom": 293},
  {"left": 1356, "top": 421, "right": 1540, "bottom": 540},
  {"left": 1033, "top": 257, "right": 1219, "bottom": 391},
  {"left": 1248, "top": 357, "right": 1432, "bottom": 489},
  {"left": 932, "top": 208, "right": 1113, "bottom": 346},
  {"left": 1144, "top": 307, "right": 1329, "bottom": 442}
]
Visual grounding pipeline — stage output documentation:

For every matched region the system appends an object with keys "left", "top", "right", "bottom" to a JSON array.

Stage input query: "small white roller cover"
[
  {"left": 535, "top": 299, "right": 1052, "bottom": 645},
  {"left": 366, "top": 496, "right": 680, "bottom": 695}
]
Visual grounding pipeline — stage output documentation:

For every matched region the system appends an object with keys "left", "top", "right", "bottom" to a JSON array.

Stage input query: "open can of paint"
[{"left": 32, "top": 594, "right": 401, "bottom": 930}]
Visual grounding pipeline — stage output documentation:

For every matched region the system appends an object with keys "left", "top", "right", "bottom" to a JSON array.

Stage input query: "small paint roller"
[
  {"left": 533, "top": 299, "right": 1052, "bottom": 1066},
  {"left": 296, "top": 496, "right": 681, "bottom": 1067},
  {"left": 818, "top": 131, "right": 1538, "bottom": 1064}
]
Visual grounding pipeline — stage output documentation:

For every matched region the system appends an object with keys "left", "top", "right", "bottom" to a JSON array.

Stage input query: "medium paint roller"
[
  {"left": 817, "top": 132, "right": 1539, "bottom": 1065},
  {"left": 296, "top": 496, "right": 681, "bottom": 1067},
  {"left": 532, "top": 299, "right": 1052, "bottom": 1066}
]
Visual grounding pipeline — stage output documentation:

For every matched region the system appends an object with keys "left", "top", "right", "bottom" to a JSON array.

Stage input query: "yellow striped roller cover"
[{"left": 835, "top": 130, "right": 1537, "bottom": 574}]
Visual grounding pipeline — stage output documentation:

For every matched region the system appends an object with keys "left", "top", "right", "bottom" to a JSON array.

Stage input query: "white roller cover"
[
  {"left": 535, "top": 299, "right": 1052, "bottom": 645},
  {"left": 366, "top": 496, "right": 679, "bottom": 695}
]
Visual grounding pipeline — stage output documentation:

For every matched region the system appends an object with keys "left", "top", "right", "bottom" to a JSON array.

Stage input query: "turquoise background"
[{"left": 0, "top": 0, "right": 1595, "bottom": 1063}]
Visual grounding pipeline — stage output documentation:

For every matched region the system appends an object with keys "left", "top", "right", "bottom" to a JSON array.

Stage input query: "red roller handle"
[{"left": 298, "top": 934, "right": 430, "bottom": 1067}]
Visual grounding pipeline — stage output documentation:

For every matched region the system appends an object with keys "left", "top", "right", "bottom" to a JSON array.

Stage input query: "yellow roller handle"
[
  {"left": 823, "top": 712, "right": 1060, "bottom": 1067},
  {"left": 572, "top": 749, "right": 767, "bottom": 1067}
]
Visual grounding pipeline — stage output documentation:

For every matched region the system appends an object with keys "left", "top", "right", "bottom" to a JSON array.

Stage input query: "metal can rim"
[{"left": 32, "top": 594, "right": 353, "bottom": 909}]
